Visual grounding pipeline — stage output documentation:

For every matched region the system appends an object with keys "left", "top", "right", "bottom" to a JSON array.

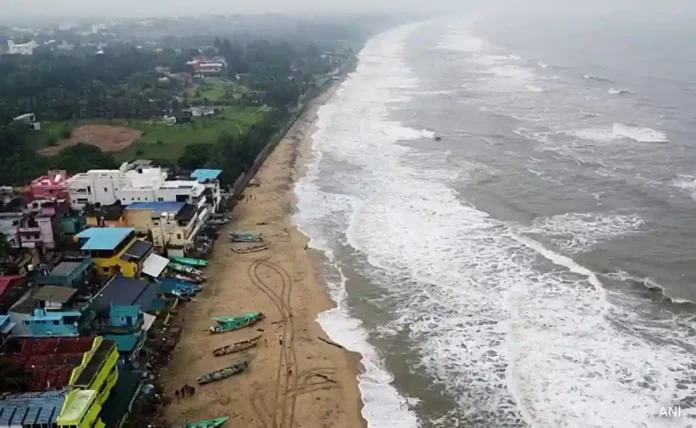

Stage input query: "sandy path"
[{"left": 162, "top": 84, "right": 365, "bottom": 428}]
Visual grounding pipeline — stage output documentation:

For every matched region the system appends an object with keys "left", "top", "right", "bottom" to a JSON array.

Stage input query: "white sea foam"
[
  {"left": 672, "top": 174, "right": 696, "bottom": 200},
  {"left": 297, "top": 21, "right": 696, "bottom": 428},
  {"left": 527, "top": 212, "right": 645, "bottom": 253},
  {"left": 537, "top": 61, "right": 549, "bottom": 68},
  {"left": 567, "top": 123, "right": 669, "bottom": 143},
  {"left": 608, "top": 87, "right": 630, "bottom": 95},
  {"left": 509, "top": 54, "right": 522, "bottom": 60},
  {"left": 525, "top": 84, "right": 547, "bottom": 93}
]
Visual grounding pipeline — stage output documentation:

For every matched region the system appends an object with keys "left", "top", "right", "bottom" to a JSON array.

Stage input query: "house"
[
  {"left": 187, "top": 56, "right": 226, "bottom": 78},
  {"left": 9, "top": 285, "right": 92, "bottom": 337},
  {"left": 34, "top": 258, "right": 96, "bottom": 288},
  {"left": 0, "top": 336, "right": 119, "bottom": 404},
  {"left": 7, "top": 40, "right": 40, "bottom": 55},
  {"left": 85, "top": 202, "right": 127, "bottom": 227},
  {"left": 13, "top": 112, "right": 41, "bottom": 130},
  {"left": 93, "top": 275, "right": 166, "bottom": 315},
  {"left": 75, "top": 228, "right": 168, "bottom": 279},
  {"left": 99, "top": 369, "right": 143, "bottom": 428},
  {"left": 0, "top": 275, "right": 28, "bottom": 313},
  {"left": 67, "top": 162, "right": 205, "bottom": 211},
  {"left": 191, "top": 169, "right": 222, "bottom": 212},
  {"left": 124, "top": 202, "right": 205, "bottom": 257},
  {"left": 17, "top": 199, "right": 70, "bottom": 250},
  {"left": 0, "top": 390, "right": 106, "bottom": 428},
  {"left": 30, "top": 170, "right": 70, "bottom": 200},
  {"left": 0, "top": 315, "right": 14, "bottom": 348}
]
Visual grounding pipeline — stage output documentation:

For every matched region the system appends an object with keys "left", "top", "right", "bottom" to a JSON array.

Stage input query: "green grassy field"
[
  {"left": 34, "top": 106, "right": 266, "bottom": 161},
  {"left": 118, "top": 106, "right": 265, "bottom": 160},
  {"left": 184, "top": 78, "right": 248, "bottom": 102}
]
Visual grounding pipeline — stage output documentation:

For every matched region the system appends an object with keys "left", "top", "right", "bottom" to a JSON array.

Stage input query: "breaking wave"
[
  {"left": 567, "top": 123, "right": 669, "bottom": 143},
  {"left": 525, "top": 84, "right": 547, "bottom": 93},
  {"left": 608, "top": 88, "right": 631, "bottom": 95},
  {"left": 583, "top": 74, "right": 613, "bottom": 82}
]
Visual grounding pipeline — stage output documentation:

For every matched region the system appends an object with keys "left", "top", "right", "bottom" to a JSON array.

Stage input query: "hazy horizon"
[{"left": 2, "top": 0, "right": 693, "bottom": 24}]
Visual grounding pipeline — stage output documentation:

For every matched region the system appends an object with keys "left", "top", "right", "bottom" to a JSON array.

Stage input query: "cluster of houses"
[{"left": 0, "top": 161, "right": 226, "bottom": 427}]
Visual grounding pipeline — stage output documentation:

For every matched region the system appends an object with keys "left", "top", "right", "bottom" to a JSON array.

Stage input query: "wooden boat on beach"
[
  {"left": 230, "top": 243, "right": 270, "bottom": 254},
  {"left": 197, "top": 360, "right": 249, "bottom": 385},
  {"left": 172, "top": 273, "right": 204, "bottom": 284},
  {"left": 177, "top": 417, "right": 229, "bottom": 428},
  {"left": 210, "top": 312, "right": 264, "bottom": 334},
  {"left": 229, "top": 232, "right": 263, "bottom": 243},
  {"left": 170, "top": 262, "right": 205, "bottom": 277},
  {"left": 171, "top": 256, "right": 208, "bottom": 267},
  {"left": 213, "top": 336, "right": 261, "bottom": 356}
]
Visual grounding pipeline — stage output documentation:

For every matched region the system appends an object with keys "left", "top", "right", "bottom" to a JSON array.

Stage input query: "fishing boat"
[
  {"left": 231, "top": 243, "right": 270, "bottom": 254},
  {"left": 197, "top": 360, "right": 249, "bottom": 385},
  {"left": 171, "top": 256, "right": 209, "bottom": 267},
  {"left": 170, "top": 262, "right": 205, "bottom": 277},
  {"left": 213, "top": 336, "right": 261, "bottom": 356},
  {"left": 229, "top": 232, "right": 263, "bottom": 243},
  {"left": 172, "top": 273, "right": 204, "bottom": 284},
  {"left": 177, "top": 416, "right": 229, "bottom": 428},
  {"left": 207, "top": 218, "right": 229, "bottom": 226},
  {"left": 209, "top": 312, "right": 265, "bottom": 334}
]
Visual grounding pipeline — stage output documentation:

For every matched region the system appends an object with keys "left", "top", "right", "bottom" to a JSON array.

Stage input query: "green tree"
[{"left": 178, "top": 143, "right": 212, "bottom": 170}]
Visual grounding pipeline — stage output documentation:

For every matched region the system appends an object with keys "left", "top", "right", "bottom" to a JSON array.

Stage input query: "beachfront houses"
[
  {"left": 75, "top": 228, "right": 169, "bottom": 279},
  {"left": 67, "top": 162, "right": 207, "bottom": 212},
  {"left": 124, "top": 202, "right": 203, "bottom": 257},
  {"left": 191, "top": 169, "right": 223, "bottom": 213}
]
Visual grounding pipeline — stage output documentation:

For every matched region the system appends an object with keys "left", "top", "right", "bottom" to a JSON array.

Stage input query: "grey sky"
[{"left": 0, "top": 0, "right": 693, "bottom": 20}]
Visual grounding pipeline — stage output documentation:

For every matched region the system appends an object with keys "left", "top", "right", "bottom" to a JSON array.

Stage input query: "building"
[
  {"left": 0, "top": 275, "right": 28, "bottom": 313},
  {"left": 34, "top": 259, "right": 96, "bottom": 288},
  {"left": 93, "top": 275, "right": 166, "bottom": 315},
  {"left": 75, "top": 228, "right": 167, "bottom": 279},
  {"left": 67, "top": 162, "right": 205, "bottom": 211},
  {"left": 7, "top": 40, "right": 39, "bottom": 55},
  {"left": 0, "top": 337, "right": 119, "bottom": 403},
  {"left": 30, "top": 170, "right": 70, "bottom": 200},
  {"left": 12, "top": 112, "right": 41, "bottom": 130},
  {"left": 191, "top": 169, "right": 222, "bottom": 212},
  {"left": 124, "top": 202, "right": 204, "bottom": 257},
  {"left": 16, "top": 199, "right": 69, "bottom": 251},
  {"left": 187, "top": 57, "right": 226, "bottom": 78},
  {"left": 0, "top": 390, "right": 106, "bottom": 428},
  {"left": 9, "top": 285, "right": 93, "bottom": 338},
  {"left": 85, "top": 202, "right": 127, "bottom": 228}
]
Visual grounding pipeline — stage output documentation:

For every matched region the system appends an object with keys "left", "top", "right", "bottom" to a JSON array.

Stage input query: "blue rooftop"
[
  {"left": 191, "top": 169, "right": 222, "bottom": 183},
  {"left": 76, "top": 228, "right": 134, "bottom": 251},
  {"left": 125, "top": 202, "right": 186, "bottom": 217}
]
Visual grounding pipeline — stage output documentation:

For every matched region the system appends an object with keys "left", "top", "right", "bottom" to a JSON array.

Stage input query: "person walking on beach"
[{"left": 175, "top": 389, "right": 181, "bottom": 403}]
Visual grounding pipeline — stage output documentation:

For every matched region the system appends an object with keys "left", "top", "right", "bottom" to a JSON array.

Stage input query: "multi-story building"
[
  {"left": 0, "top": 337, "right": 119, "bottom": 404},
  {"left": 34, "top": 258, "right": 96, "bottom": 289},
  {"left": 0, "top": 390, "right": 106, "bottom": 428},
  {"left": 7, "top": 40, "right": 39, "bottom": 55},
  {"left": 67, "top": 162, "right": 205, "bottom": 211},
  {"left": 124, "top": 201, "right": 205, "bottom": 257},
  {"left": 191, "top": 168, "right": 222, "bottom": 213},
  {"left": 9, "top": 285, "right": 92, "bottom": 337},
  {"left": 75, "top": 228, "right": 169, "bottom": 279},
  {"left": 30, "top": 170, "right": 70, "bottom": 200}
]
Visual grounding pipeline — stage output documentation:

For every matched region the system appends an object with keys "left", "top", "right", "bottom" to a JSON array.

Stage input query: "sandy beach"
[{"left": 162, "top": 83, "right": 366, "bottom": 428}]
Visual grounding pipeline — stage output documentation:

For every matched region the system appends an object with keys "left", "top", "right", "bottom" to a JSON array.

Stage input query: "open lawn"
[
  {"left": 183, "top": 78, "right": 248, "bottom": 102},
  {"left": 34, "top": 106, "right": 266, "bottom": 161}
]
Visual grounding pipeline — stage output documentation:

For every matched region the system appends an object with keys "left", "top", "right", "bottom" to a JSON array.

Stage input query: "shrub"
[
  {"left": 59, "top": 127, "right": 72, "bottom": 139},
  {"left": 46, "top": 135, "right": 58, "bottom": 146}
]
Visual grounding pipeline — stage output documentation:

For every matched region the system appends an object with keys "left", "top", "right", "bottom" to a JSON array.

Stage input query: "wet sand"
[{"left": 162, "top": 82, "right": 366, "bottom": 428}]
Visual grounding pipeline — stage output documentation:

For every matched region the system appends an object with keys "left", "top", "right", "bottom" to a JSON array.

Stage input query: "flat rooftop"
[
  {"left": 191, "top": 169, "right": 222, "bottom": 183},
  {"left": 76, "top": 227, "right": 133, "bottom": 251},
  {"left": 126, "top": 201, "right": 185, "bottom": 217}
]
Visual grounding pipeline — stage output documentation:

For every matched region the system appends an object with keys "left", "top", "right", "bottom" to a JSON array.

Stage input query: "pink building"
[
  {"left": 30, "top": 170, "right": 70, "bottom": 200},
  {"left": 17, "top": 200, "right": 69, "bottom": 250}
]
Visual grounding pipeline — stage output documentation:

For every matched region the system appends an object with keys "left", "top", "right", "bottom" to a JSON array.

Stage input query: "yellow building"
[
  {"left": 85, "top": 202, "right": 127, "bottom": 228},
  {"left": 69, "top": 336, "right": 120, "bottom": 405},
  {"left": 75, "top": 227, "right": 168, "bottom": 279},
  {"left": 124, "top": 202, "right": 203, "bottom": 257},
  {"left": 57, "top": 390, "right": 106, "bottom": 428}
]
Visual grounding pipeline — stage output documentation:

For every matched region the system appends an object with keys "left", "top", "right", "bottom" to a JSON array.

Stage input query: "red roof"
[
  {"left": 0, "top": 337, "right": 97, "bottom": 391},
  {"left": 0, "top": 276, "right": 22, "bottom": 297}
]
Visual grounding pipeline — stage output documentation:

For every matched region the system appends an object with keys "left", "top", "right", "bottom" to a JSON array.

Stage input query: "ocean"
[{"left": 294, "top": 14, "right": 696, "bottom": 428}]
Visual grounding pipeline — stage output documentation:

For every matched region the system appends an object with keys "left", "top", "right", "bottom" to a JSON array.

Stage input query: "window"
[
  {"left": 177, "top": 233, "right": 182, "bottom": 240},
  {"left": 104, "top": 187, "right": 108, "bottom": 192},
  {"left": 157, "top": 197, "right": 164, "bottom": 201},
  {"left": 87, "top": 186, "right": 91, "bottom": 193},
  {"left": 102, "top": 267, "right": 110, "bottom": 273},
  {"left": 23, "top": 321, "right": 29, "bottom": 326},
  {"left": 53, "top": 320, "right": 59, "bottom": 325},
  {"left": 153, "top": 220, "right": 159, "bottom": 225}
]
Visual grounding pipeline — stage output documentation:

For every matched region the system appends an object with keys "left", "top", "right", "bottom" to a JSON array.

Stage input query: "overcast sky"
[{"left": 0, "top": 0, "right": 693, "bottom": 20}]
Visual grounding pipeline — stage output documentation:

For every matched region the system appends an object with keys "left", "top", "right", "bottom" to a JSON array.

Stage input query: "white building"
[
  {"left": 67, "top": 162, "right": 206, "bottom": 211},
  {"left": 13, "top": 113, "right": 41, "bottom": 131},
  {"left": 7, "top": 40, "right": 39, "bottom": 55}
]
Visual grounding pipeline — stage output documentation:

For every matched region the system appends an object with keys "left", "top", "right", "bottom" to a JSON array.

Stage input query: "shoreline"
[{"left": 161, "top": 78, "right": 366, "bottom": 428}]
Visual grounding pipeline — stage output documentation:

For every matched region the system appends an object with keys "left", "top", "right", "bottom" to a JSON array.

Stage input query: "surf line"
[{"left": 508, "top": 230, "right": 610, "bottom": 312}]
